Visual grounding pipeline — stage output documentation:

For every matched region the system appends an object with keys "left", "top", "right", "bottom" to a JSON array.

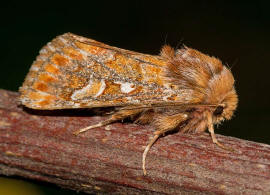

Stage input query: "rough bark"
[{"left": 0, "top": 89, "right": 269, "bottom": 194}]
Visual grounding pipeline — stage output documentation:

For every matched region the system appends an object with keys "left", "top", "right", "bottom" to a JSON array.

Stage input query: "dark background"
[{"left": 1, "top": 1, "right": 269, "bottom": 194}]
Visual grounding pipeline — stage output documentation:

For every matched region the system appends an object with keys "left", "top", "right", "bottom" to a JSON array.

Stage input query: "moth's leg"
[
  {"left": 73, "top": 108, "right": 142, "bottom": 135},
  {"left": 207, "top": 113, "right": 234, "bottom": 152},
  {"left": 142, "top": 134, "right": 159, "bottom": 175},
  {"left": 142, "top": 113, "right": 188, "bottom": 175}
]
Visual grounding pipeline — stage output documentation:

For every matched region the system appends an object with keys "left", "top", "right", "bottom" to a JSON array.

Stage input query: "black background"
[{"left": 0, "top": 1, "right": 269, "bottom": 194}]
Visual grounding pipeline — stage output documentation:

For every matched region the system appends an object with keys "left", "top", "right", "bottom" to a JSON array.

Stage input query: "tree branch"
[{"left": 0, "top": 89, "right": 270, "bottom": 194}]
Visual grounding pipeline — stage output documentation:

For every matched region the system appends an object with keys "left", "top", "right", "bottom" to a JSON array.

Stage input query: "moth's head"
[
  {"left": 206, "top": 66, "right": 238, "bottom": 124},
  {"left": 160, "top": 45, "right": 238, "bottom": 124}
]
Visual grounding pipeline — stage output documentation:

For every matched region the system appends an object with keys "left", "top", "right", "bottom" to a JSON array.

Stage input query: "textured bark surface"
[{"left": 0, "top": 89, "right": 270, "bottom": 194}]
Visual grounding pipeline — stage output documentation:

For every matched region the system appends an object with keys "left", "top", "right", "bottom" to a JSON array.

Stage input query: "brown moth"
[{"left": 19, "top": 33, "right": 238, "bottom": 175}]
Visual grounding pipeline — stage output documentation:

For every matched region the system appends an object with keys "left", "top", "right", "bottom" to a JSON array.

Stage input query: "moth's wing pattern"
[{"left": 20, "top": 33, "right": 184, "bottom": 110}]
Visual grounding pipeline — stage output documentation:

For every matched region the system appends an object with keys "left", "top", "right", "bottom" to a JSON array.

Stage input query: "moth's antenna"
[
  {"left": 228, "top": 58, "right": 238, "bottom": 70},
  {"left": 164, "top": 33, "right": 168, "bottom": 45},
  {"left": 175, "top": 36, "right": 184, "bottom": 50}
]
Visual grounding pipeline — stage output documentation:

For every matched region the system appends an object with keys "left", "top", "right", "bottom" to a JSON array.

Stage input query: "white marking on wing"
[
  {"left": 115, "top": 81, "right": 135, "bottom": 93},
  {"left": 71, "top": 79, "right": 93, "bottom": 100},
  {"left": 94, "top": 79, "right": 106, "bottom": 97}
]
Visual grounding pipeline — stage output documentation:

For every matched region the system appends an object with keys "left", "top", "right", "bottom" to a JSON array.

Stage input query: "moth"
[{"left": 19, "top": 33, "right": 238, "bottom": 175}]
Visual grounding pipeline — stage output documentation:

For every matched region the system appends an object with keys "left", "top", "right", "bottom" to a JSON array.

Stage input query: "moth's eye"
[{"left": 213, "top": 106, "right": 224, "bottom": 116}]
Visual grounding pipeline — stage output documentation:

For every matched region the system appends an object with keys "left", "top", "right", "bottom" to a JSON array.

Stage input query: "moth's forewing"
[{"left": 20, "top": 33, "right": 185, "bottom": 110}]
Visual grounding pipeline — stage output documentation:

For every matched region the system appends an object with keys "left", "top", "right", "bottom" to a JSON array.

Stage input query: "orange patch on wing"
[
  {"left": 75, "top": 41, "right": 107, "bottom": 55},
  {"left": 114, "top": 54, "right": 129, "bottom": 65},
  {"left": 145, "top": 65, "right": 161, "bottom": 75},
  {"left": 28, "top": 92, "right": 45, "bottom": 100},
  {"left": 106, "top": 54, "right": 142, "bottom": 79},
  {"left": 38, "top": 100, "right": 50, "bottom": 107},
  {"left": 103, "top": 81, "right": 121, "bottom": 95},
  {"left": 128, "top": 61, "right": 142, "bottom": 78},
  {"left": 51, "top": 54, "right": 69, "bottom": 66},
  {"left": 34, "top": 82, "right": 48, "bottom": 92},
  {"left": 88, "top": 81, "right": 104, "bottom": 96},
  {"left": 63, "top": 47, "right": 83, "bottom": 60},
  {"left": 143, "top": 65, "right": 163, "bottom": 85},
  {"left": 28, "top": 92, "right": 58, "bottom": 108},
  {"left": 39, "top": 74, "right": 57, "bottom": 83},
  {"left": 44, "top": 64, "right": 60, "bottom": 74},
  {"left": 36, "top": 94, "right": 57, "bottom": 107},
  {"left": 105, "top": 57, "right": 126, "bottom": 75}
]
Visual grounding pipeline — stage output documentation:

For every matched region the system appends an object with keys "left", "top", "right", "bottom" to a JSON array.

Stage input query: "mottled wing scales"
[{"left": 20, "top": 33, "right": 182, "bottom": 110}]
